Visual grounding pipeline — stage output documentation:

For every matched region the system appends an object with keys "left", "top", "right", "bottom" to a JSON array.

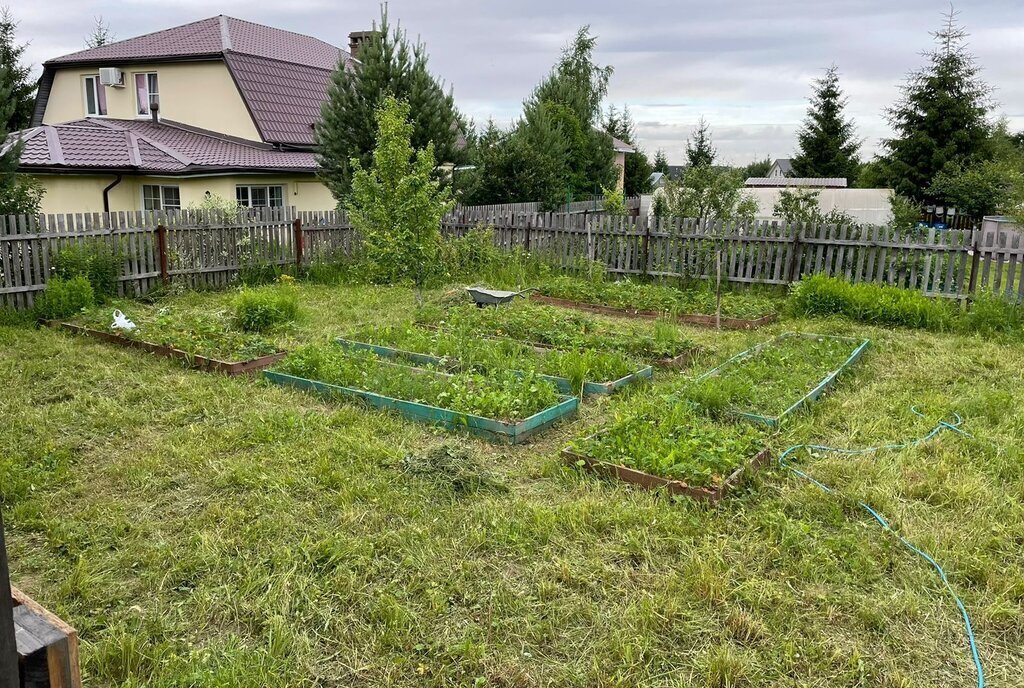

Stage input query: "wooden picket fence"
[{"left": 2, "top": 208, "right": 1022, "bottom": 310}]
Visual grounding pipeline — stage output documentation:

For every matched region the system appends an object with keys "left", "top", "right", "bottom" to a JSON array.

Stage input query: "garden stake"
[{"left": 778, "top": 407, "right": 983, "bottom": 688}]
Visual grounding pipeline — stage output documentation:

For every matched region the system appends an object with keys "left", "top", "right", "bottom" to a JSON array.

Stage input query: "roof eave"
[{"left": 43, "top": 53, "right": 225, "bottom": 69}]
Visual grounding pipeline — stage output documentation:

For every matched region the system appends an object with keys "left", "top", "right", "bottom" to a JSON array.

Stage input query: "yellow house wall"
[
  {"left": 31, "top": 174, "right": 337, "bottom": 215},
  {"left": 42, "top": 61, "right": 262, "bottom": 142}
]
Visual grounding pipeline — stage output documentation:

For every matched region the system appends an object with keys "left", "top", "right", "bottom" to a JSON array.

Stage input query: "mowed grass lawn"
[{"left": 2, "top": 283, "right": 1023, "bottom": 687}]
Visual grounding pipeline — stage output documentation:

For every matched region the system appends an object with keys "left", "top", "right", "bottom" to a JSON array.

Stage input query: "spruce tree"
[
  {"left": 790, "top": 66, "right": 861, "bottom": 182},
  {"left": 685, "top": 117, "right": 716, "bottom": 168},
  {"left": 0, "top": 8, "right": 35, "bottom": 131},
  {"left": 879, "top": 9, "right": 992, "bottom": 202},
  {"left": 0, "top": 64, "right": 44, "bottom": 215},
  {"left": 85, "top": 16, "right": 114, "bottom": 48},
  {"left": 317, "top": 6, "right": 463, "bottom": 201},
  {"left": 653, "top": 149, "right": 670, "bottom": 175}
]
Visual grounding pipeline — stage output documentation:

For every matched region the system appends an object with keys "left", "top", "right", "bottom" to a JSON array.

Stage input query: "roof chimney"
[
  {"left": 348, "top": 31, "right": 375, "bottom": 59},
  {"left": 149, "top": 99, "right": 160, "bottom": 124}
]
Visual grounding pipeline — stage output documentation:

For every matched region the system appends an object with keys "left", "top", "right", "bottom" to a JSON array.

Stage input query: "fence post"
[
  {"left": 293, "top": 217, "right": 304, "bottom": 271},
  {"left": 0, "top": 512, "right": 18, "bottom": 688},
  {"left": 524, "top": 219, "right": 532, "bottom": 252},
  {"left": 967, "top": 227, "right": 982, "bottom": 296},
  {"left": 641, "top": 215, "right": 651, "bottom": 277},
  {"left": 786, "top": 222, "right": 803, "bottom": 283},
  {"left": 156, "top": 223, "right": 169, "bottom": 286}
]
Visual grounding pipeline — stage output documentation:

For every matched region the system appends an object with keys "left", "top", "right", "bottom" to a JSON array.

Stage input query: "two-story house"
[{"left": 16, "top": 16, "right": 356, "bottom": 214}]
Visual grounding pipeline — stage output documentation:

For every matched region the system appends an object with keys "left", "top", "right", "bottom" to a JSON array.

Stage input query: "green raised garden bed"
[
  {"left": 265, "top": 370, "right": 577, "bottom": 444},
  {"left": 334, "top": 337, "right": 652, "bottom": 397},
  {"left": 687, "top": 332, "right": 871, "bottom": 427}
]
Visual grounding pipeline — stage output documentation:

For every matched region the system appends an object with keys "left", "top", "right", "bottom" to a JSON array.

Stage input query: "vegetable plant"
[
  {"left": 570, "top": 398, "right": 765, "bottom": 487},
  {"left": 274, "top": 345, "right": 561, "bottom": 422},
  {"left": 234, "top": 282, "right": 300, "bottom": 333}
]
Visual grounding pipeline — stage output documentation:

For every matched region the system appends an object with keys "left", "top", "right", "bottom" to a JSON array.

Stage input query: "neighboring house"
[
  {"left": 648, "top": 171, "right": 666, "bottom": 190},
  {"left": 19, "top": 15, "right": 357, "bottom": 214},
  {"left": 610, "top": 136, "right": 634, "bottom": 192},
  {"left": 767, "top": 158, "right": 792, "bottom": 179},
  {"left": 744, "top": 177, "right": 847, "bottom": 189}
]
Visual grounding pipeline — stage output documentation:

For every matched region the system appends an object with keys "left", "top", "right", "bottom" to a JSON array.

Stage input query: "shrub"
[
  {"left": 233, "top": 282, "right": 300, "bottom": 333},
  {"left": 441, "top": 226, "right": 501, "bottom": 279},
  {"left": 959, "top": 291, "right": 1024, "bottom": 336},
  {"left": 34, "top": 276, "right": 95, "bottom": 320},
  {"left": 52, "top": 241, "right": 122, "bottom": 300}
]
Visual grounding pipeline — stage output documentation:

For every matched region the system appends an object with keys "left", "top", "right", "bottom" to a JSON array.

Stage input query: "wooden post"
[
  {"left": 715, "top": 248, "right": 722, "bottom": 330},
  {"left": 967, "top": 227, "right": 982, "bottom": 296},
  {"left": 787, "top": 222, "right": 804, "bottom": 283},
  {"left": 156, "top": 224, "right": 169, "bottom": 286},
  {"left": 524, "top": 219, "right": 532, "bottom": 253},
  {"left": 0, "top": 512, "right": 18, "bottom": 688},
  {"left": 641, "top": 215, "right": 651, "bottom": 278},
  {"left": 293, "top": 217, "right": 304, "bottom": 272}
]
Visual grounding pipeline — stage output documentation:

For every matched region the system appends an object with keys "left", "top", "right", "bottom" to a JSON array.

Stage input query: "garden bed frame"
[
  {"left": 334, "top": 337, "right": 652, "bottom": 396},
  {"left": 264, "top": 370, "right": 578, "bottom": 444},
  {"left": 563, "top": 437, "right": 773, "bottom": 504},
  {"left": 47, "top": 322, "right": 286, "bottom": 375},
  {"left": 693, "top": 332, "right": 871, "bottom": 428},
  {"left": 420, "top": 324, "right": 696, "bottom": 370},
  {"left": 11, "top": 585, "right": 82, "bottom": 688},
  {"left": 530, "top": 293, "right": 777, "bottom": 330}
]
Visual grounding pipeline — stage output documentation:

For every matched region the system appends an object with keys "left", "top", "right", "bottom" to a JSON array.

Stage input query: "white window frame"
[
  {"left": 134, "top": 72, "right": 160, "bottom": 117},
  {"left": 235, "top": 184, "right": 285, "bottom": 209},
  {"left": 141, "top": 184, "right": 181, "bottom": 212},
  {"left": 83, "top": 75, "right": 107, "bottom": 117}
]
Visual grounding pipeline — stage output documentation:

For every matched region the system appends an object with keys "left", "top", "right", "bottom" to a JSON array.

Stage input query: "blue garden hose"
[{"left": 778, "top": 407, "right": 984, "bottom": 688}]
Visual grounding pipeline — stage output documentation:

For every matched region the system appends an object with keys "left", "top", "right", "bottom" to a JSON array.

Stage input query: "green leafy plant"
[
  {"left": 234, "top": 282, "right": 300, "bottom": 333},
  {"left": 274, "top": 345, "right": 561, "bottom": 423},
  {"left": 570, "top": 398, "right": 765, "bottom": 487},
  {"left": 440, "top": 226, "right": 502, "bottom": 280},
  {"left": 33, "top": 275, "right": 95, "bottom": 320},
  {"left": 51, "top": 241, "right": 123, "bottom": 300}
]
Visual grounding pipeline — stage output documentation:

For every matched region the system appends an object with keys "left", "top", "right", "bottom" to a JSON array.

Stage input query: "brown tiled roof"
[
  {"left": 36, "top": 16, "right": 353, "bottom": 146},
  {"left": 15, "top": 119, "right": 317, "bottom": 174},
  {"left": 47, "top": 16, "right": 343, "bottom": 71}
]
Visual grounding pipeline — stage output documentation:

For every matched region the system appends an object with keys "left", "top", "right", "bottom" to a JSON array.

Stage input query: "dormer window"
[
  {"left": 135, "top": 72, "right": 159, "bottom": 116},
  {"left": 83, "top": 75, "right": 107, "bottom": 116}
]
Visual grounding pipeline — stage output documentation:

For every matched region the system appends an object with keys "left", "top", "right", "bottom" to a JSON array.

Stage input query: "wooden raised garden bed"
[
  {"left": 11, "top": 585, "right": 82, "bottom": 688},
  {"left": 530, "top": 293, "right": 777, "bottom": 330},
  {"left": 694, "top": 332, "right": 871, "bottom": 428},
  {"left": 563, "top": 438, "right": 772, "bottom": 504},
  {"left": 334, "top": 337, "right": 653, "bottom": 397},
  {"left": 47, "top": 322, "right": 286, "bottom": 375},
  {"left": 264, "top": 370, "right": 578, "bottom": 444}
]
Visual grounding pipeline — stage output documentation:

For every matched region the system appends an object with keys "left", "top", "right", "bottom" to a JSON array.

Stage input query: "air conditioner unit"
[{"left": 99, "top": 67, "right": 124, "bottom": 87}]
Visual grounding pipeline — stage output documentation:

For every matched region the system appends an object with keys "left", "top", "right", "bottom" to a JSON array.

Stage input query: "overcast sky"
[{"left": 9, "top": 0, "right": 1024, "bottom": 165}]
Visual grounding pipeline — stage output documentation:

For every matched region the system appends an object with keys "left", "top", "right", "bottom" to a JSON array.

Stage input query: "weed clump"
[
  {"left": 34, "top": 276, "right": 95, "bottom": 320},
  {"left": 234, "top": 281, "right": 300, "bottom": 333}
]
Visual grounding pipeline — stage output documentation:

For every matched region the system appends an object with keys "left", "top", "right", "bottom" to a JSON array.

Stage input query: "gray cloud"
[{"left": 9, "top": 0, "right": 1023, "bottom": 164}]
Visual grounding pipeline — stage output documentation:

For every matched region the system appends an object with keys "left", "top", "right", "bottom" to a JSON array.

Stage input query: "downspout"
[{"left": 102, "top": 174, "right": 122, "bottom": 213}]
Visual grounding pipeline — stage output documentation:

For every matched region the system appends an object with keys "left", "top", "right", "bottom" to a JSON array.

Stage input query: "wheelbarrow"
[{"left": 465, "top": 286, "right": 537, "bottom": 308}]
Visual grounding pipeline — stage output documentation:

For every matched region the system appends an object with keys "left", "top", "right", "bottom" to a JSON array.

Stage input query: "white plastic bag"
[{"left": 111, "top": 309, "right": 137, "bottom": 332}]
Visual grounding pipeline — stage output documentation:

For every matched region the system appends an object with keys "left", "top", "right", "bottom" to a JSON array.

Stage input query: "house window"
[
  {"left": 236, "top": 185, "right": 284, "bottom": 208},
  {"left": 142, "top": 185, "right": 181, "bottom": 211},
  {"left": 135, "top": 72, "right": 159, "bottom": 116},
  {"left": 83, "top": 75, "right": 107, "bottom": 116}
]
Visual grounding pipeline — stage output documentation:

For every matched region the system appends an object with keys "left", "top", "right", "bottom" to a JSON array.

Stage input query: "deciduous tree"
[{"left": 346, "top": 96, "right": 454, "bottom": 290}]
